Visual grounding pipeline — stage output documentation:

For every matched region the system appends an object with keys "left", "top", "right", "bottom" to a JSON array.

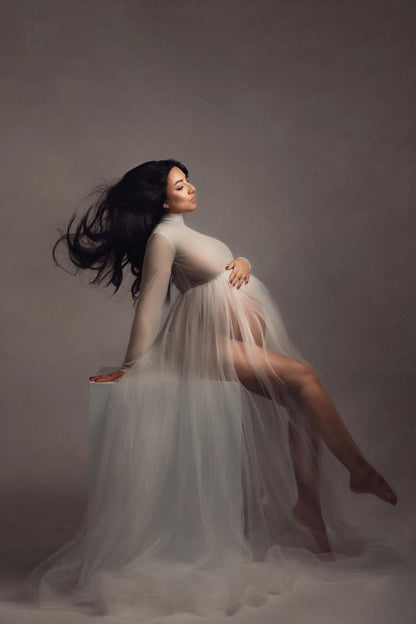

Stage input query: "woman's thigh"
[{"left": 223, "top": 338, "right": 311, "bottom": 400}]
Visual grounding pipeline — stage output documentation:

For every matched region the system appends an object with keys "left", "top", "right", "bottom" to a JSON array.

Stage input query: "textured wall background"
[{"left": 1, "top": 0, "right": 415, "bottom": 557}]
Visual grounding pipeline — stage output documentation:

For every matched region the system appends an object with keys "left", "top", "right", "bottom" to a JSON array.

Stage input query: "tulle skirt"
[{"left": 26, "top": 269, "right": 400, "bottom": 620}]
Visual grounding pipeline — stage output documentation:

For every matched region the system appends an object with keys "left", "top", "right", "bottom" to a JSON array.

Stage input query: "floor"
[
  {"left": 1, "top": 570, "right": 416, "bottom": 624},
  {"left": 1, "top": 481, "right": 415, "bottom": 624},
  {"left": 1, "top": 530, "right": 415, "bottom": 624}
]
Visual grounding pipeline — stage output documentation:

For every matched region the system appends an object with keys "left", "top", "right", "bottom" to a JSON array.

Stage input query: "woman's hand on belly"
[{"left": 225, "top": 257, "right": 251, "bottom": 288}]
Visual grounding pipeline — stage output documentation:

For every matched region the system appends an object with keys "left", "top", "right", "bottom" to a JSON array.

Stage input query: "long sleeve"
[{"left": 120, "top": 231, "right": 175, "bottom": 370}]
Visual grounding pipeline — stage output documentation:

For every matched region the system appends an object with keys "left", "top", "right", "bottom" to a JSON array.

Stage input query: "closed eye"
[{"left": 176, "top": 176, "right": 190, "bottom": 191}]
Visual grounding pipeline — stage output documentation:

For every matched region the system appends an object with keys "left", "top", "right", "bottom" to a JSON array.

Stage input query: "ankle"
[
  {"left": 348, "top": 456, "right": 373, "bottom": 480},
  {"left": 293, "top": 496, "right": 321, "bottom": 513}
]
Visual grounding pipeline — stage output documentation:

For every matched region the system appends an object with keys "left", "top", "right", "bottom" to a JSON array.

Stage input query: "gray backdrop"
[{"left": 1, "top": 0, "right": 415, "bottom": 563}]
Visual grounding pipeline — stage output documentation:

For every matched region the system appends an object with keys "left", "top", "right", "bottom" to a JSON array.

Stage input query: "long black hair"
[{"left": 53, "top": 159, "right": 188, "bottom": 300}]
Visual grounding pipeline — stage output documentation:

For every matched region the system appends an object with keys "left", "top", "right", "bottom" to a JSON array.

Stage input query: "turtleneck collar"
[{"left": 161, "top": 212, "right": 185, "bottom": 224}]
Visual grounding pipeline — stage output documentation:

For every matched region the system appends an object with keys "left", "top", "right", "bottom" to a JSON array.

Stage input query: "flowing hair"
[{"left": 53, "top": 159, "right": 188, "bottom": 299}]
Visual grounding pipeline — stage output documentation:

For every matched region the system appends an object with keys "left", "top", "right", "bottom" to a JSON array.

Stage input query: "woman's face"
[{"left": 163, "top": 166, "right": 197, "bottom": 214}]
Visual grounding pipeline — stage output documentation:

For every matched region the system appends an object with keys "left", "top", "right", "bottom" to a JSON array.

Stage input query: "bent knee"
[{"left": 290, "top": 361, "right": 320, "bottom": 394}]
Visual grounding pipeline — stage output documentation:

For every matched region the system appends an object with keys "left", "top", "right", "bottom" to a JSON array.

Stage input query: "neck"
[{"left": 161, "top": 212, "right": 185, "bottom": 224}]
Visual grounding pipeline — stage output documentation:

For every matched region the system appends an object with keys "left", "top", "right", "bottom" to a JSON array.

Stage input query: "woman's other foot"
[{"left": 292, "top": 499, "right": 332, "bottom": 553}]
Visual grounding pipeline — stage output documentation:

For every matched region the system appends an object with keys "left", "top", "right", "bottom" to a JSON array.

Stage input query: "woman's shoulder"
[{"left": 148, "top": 224, "right": 176, "bottom": 253}]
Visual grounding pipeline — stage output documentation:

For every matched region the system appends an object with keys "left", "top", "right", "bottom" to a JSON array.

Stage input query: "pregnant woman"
[{"left": 28, "top": 159, "right": 397, "bottom": 620}]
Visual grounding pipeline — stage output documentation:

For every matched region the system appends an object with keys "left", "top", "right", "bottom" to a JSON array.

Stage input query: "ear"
[{"left": 163, "top": 203, "right": 170, "bottom": 210}]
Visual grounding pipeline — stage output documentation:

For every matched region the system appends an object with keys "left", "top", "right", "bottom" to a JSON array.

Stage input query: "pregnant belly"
[
  {"left": 227, "top": 292, "right": 266, "bottom": 346},
  {"left": 192, "top": 270, "right": 267, "bottom": 346}
]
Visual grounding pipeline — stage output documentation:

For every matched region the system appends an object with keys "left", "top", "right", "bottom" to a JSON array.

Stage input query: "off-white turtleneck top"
[{"left": 121, "top": 213, "right": 251, "bottom": 370}]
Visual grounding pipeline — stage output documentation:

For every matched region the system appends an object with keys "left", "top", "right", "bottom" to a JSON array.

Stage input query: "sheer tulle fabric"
[{"left": 27, "top": 215, "right": 397, "bottom": 620}]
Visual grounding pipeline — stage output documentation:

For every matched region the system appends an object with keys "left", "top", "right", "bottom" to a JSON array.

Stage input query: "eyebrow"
[{"left": 174, "top": 178, "right": 184, "bottom": 185}]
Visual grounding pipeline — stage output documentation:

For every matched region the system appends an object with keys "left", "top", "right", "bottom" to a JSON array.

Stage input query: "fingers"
[
  {"left": 89, "top": 371, "right": 125, "bottom": 383},
  {"left": 229, "top": 271, "right": 250, "bottom": 288},
  {"left": 229, "top": 268, "right": 250, "bottom": 287},
  {"left": 230, "top": 271, "right": 241, "bottom": 287}
]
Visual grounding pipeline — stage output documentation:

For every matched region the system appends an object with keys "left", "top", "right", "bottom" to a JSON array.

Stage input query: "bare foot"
[
  {"left": 292, "top": 500, "right": 332, "bottom": 553},
  {"left": 350, "top": 465, "right": 397, "bottom": 505}
]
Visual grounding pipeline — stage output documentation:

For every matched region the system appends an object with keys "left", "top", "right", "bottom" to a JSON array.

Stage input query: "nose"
[{"left": 188, "top": 182, "right": 196, "bottom": 194}]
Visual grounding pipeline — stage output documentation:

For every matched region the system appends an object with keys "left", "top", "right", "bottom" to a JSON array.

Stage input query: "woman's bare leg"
[
  {"left": 229, "top": 314, "right": 332, "bottom": 551},
  {"left": 288, "top": 408, "right": 331, "bottom": 551},
  {"left": 227, "top": 339, "right": 397, "bottom": 506}
]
